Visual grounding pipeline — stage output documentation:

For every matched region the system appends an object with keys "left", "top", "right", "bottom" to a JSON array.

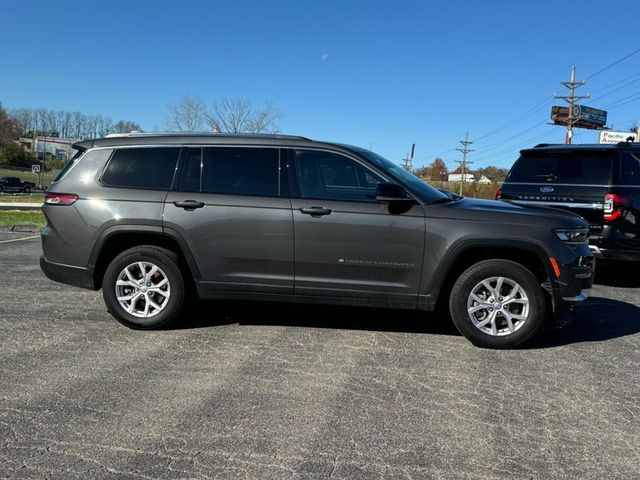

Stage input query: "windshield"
[{"left": 349, "top": 147, "right": 449, "bottom": 203}]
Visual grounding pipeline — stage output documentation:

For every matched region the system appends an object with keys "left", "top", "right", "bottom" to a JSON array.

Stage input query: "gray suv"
[{"left": 40, "top": 133, "right": 594, "bottom": 348}]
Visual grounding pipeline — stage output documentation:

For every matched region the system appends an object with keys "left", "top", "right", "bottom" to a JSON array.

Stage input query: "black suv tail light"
[
  {"left": 603, "top": 193, "right": 631, "bottom": 222},
  {"left": 495, "top": 189, "right": 502, "bottom": 200},
  {"left": 45, "top": 193, "right": 79, "bottom": 206}
]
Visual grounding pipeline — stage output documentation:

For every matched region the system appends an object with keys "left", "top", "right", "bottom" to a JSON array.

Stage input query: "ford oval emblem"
[{"left": 540, "top": 186, "right": 554, "bottom": 193}]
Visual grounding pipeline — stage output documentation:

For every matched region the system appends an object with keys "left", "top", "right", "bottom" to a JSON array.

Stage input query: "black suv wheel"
[
  {"left": 449, "top": 259, "right": 545, "bottom": 348},
  {"left": 102, "top": 246, "right": 185, "bottom": 329}
]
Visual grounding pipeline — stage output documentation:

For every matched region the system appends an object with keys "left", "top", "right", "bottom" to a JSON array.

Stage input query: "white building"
[{"left": 448, "top": 173, "right": 475, "bottom": 183}]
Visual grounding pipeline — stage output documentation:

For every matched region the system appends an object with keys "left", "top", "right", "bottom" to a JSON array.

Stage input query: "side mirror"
[{"left": 375, "top": 182, "right": 413, "bottom": 203}]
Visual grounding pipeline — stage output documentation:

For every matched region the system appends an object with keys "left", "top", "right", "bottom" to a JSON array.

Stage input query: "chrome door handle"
[
  {"left": 174, "top": 200, "right": 205, "bottom": 210},
  {"left": 299, "top": 206, "right": 332, "bottom": 217}
]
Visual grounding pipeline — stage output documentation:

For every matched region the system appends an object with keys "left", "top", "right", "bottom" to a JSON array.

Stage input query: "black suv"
[
  {"left": 498, "top": 143, "right": 640, "bottom": 261},
  {"left": 40, "top": 133, "right": 594, "bottom": 348}
]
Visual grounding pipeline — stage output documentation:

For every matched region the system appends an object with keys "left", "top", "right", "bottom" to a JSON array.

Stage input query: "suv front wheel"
[
  {"left": 102, "top": 246, "right": 185, "bottom": 329},
  {"left": 449, "top": 259, "right": 545, "bottom": 349}
]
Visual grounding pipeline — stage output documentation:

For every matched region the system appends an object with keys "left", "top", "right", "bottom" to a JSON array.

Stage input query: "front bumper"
[
  {"left": 40, "top": 255, "right": 96, "bottom": 290},
  {"left": 549, "top": 252, "right": 593, "bottom": 317}
]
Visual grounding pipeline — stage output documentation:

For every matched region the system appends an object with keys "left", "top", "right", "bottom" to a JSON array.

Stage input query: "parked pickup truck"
[{"left": 0, "top": 176, "right": 37, "bottom": 193}]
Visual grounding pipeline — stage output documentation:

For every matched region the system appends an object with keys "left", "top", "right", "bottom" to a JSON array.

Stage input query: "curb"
[{"left": 0, "top": 224, "right": 40, "bottom": 233}]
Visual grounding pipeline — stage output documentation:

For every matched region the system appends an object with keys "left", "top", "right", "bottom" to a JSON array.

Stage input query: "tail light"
[
  {"left": 495, "top": 189, "right": 502, "bottom": 200},
  {"left": 603, "top": 193, "right": 631, "bottom": 222},
  {"left": 45, "top": 193, "right": 79, "bottom": 206}
]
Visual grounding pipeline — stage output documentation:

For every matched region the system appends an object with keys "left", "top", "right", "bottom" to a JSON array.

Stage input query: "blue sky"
[{"left": 2, "top": 0, "right": 640, "bottom": 169}]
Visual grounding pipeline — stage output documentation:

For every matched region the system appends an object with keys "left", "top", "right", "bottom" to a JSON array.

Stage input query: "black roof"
[{"left": 521, "top": 142, "right": 639, "bottom": 154}]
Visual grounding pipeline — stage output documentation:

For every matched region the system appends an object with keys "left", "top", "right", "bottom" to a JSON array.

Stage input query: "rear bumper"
[
  {"left": 589, "top": 225, "right": 640, "bottom": 261},
  {"left": 40, "top": 255, "right": 96, "bottom": 290},
  {"left": 589, "top": 244, "right": 640, "bottom": 261}
]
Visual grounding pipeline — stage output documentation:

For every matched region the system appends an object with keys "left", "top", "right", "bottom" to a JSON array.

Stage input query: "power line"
[
  {"left": 418, "top": 50, "right": 640, "bottom": 166},
  {"left": 472, "top": 127, "right": 558, "bottom": 166},
  {"left": 475, "top": 119, "right": 548, "bottom": 152},
  {"left": 585, "top": 47, "right": 640, "bottom": 80},
  {"left": 605, "top": 92, "right": 640, "bottom": 109},
  {"left": 588, "top": 74, "right": 640, "bottom": 104},
  {"left": 472, "top": 98, "right": 552, "bottom": 143},
  {"left": 590, "top": 71, "right": 640, "bottom": 93}
]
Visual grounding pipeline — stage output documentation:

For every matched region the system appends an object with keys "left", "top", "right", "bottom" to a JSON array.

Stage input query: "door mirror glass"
[{"left": 375, "top": 182, "right": 412, "bottom": 203}]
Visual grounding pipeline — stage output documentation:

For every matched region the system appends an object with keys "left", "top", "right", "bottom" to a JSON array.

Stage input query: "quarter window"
[
  {"left": 294, "top": 150, "right": 383, "bottom": 201},
  {"left": 101, "top": 147, "right": 180, "bottom": 189},
  {"left": 619, "top": 153, "right": 640, "bottom": 186}
]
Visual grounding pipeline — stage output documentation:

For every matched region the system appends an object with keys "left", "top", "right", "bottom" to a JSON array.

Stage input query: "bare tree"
[
  {"left": 9, "top": 108, "right": 34, "bottom": 136},
  {"left": 96, "top": 116, "right": 113, "bottom": 137},
  {"left": 71, "top": 112, "right": 86, "bottom": 138},
  {"left": 112, "top": 120, "right": 141, "bottom": 133},
  {"left": 206, "top": 97, "right": 282, "bottom": 133},
  {"left": 35, "top": 108, "right": 49, "bottom": 133},
  {"left": 61, "top": 111, "right": 73, "bottom": 138},
  {"left": 7, "top": 107, "right": 140, "bottom": 139},
  {"left": 165, "top": 95, "right": 208, "bottom": 131},
  {"left": 246, "top": 102, "right": 282, "bottom": 133}
]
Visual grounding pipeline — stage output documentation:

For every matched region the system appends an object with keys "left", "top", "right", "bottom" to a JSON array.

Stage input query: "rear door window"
[
  {"left": 507, "top": 152, "right": 613, "bottom": 184},
  {"left": 101, "top": 147, "right": 180, "bottom": 189},
  {"left": 178, "top": 147, "right": 281, "bottom": 197}
]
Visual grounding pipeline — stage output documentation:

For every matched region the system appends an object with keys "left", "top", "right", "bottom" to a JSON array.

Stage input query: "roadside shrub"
[
  {"left": 45, "top": 159, "right": 65, "bottom": 171},
  {"left": 0, "top": 143, "right": 31, "bottom": 168}
]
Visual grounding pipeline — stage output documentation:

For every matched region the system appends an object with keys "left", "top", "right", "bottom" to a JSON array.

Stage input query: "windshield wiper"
[
  {"left": 533, "top": 173, "right": 558, "bottom": 181},
  {"left": 430, "top": 196, "right": 457, "bottom": 205}
]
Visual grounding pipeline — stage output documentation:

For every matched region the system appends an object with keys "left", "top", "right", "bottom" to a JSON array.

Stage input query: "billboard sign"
[
  {"left": 551, "top": 105, "right": 608, "bottom": 130},
  {"left": 599, "top": 130, "right": 638, "bottom": 144}
]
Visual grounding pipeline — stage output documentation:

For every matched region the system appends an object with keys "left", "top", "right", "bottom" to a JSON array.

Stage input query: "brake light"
[
  {"left": 495, "top": 189, "right": 502, "bottom": 200},
  {"left": 45, "top": 193, "right": 79, "bottom": 206},
  {"left": 603, "top": 193, "right": 631, "bottom": 222}
]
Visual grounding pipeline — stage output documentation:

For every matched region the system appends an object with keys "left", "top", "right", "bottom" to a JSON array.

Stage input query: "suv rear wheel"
[
  {"left": 449, "top": 259, "right": 545, "bottom": 348},
  {"left": 102, "top": 246, "right": 185, "bottom": 329}
]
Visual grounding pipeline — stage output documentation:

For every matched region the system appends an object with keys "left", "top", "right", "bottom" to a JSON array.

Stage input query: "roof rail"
[
  {"left": 105, "top": 131, "right": 311, "bottom": 141},
  {"left": 533, "top": 143, "right": 552, "bottom": 148}
]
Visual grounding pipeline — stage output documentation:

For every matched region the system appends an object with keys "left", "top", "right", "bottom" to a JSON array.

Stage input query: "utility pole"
[
  {"left": 554, "top": 65, "right": 590, "bottom": 144},
  {"left": 401, "top": 143, "right": 415, "bottom": 172},
  {"left": 455, "top": 132, "right": 474, "bottom": 196}
]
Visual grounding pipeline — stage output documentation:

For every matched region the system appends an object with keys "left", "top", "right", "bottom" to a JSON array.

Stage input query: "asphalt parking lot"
[{"left": 1, "top": 232, "right": 639, "bottom": 479}]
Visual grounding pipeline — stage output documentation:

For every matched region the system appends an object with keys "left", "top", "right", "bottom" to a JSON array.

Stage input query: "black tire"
[
  {"left": 102, "top": 246, "right": 185, "bottom": 329},
  {"left": 449, "top": 259, "right": 545, "bottom": 349},
  {"left": 23, "top": 186, "right": 31, "bottom": 194}
]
